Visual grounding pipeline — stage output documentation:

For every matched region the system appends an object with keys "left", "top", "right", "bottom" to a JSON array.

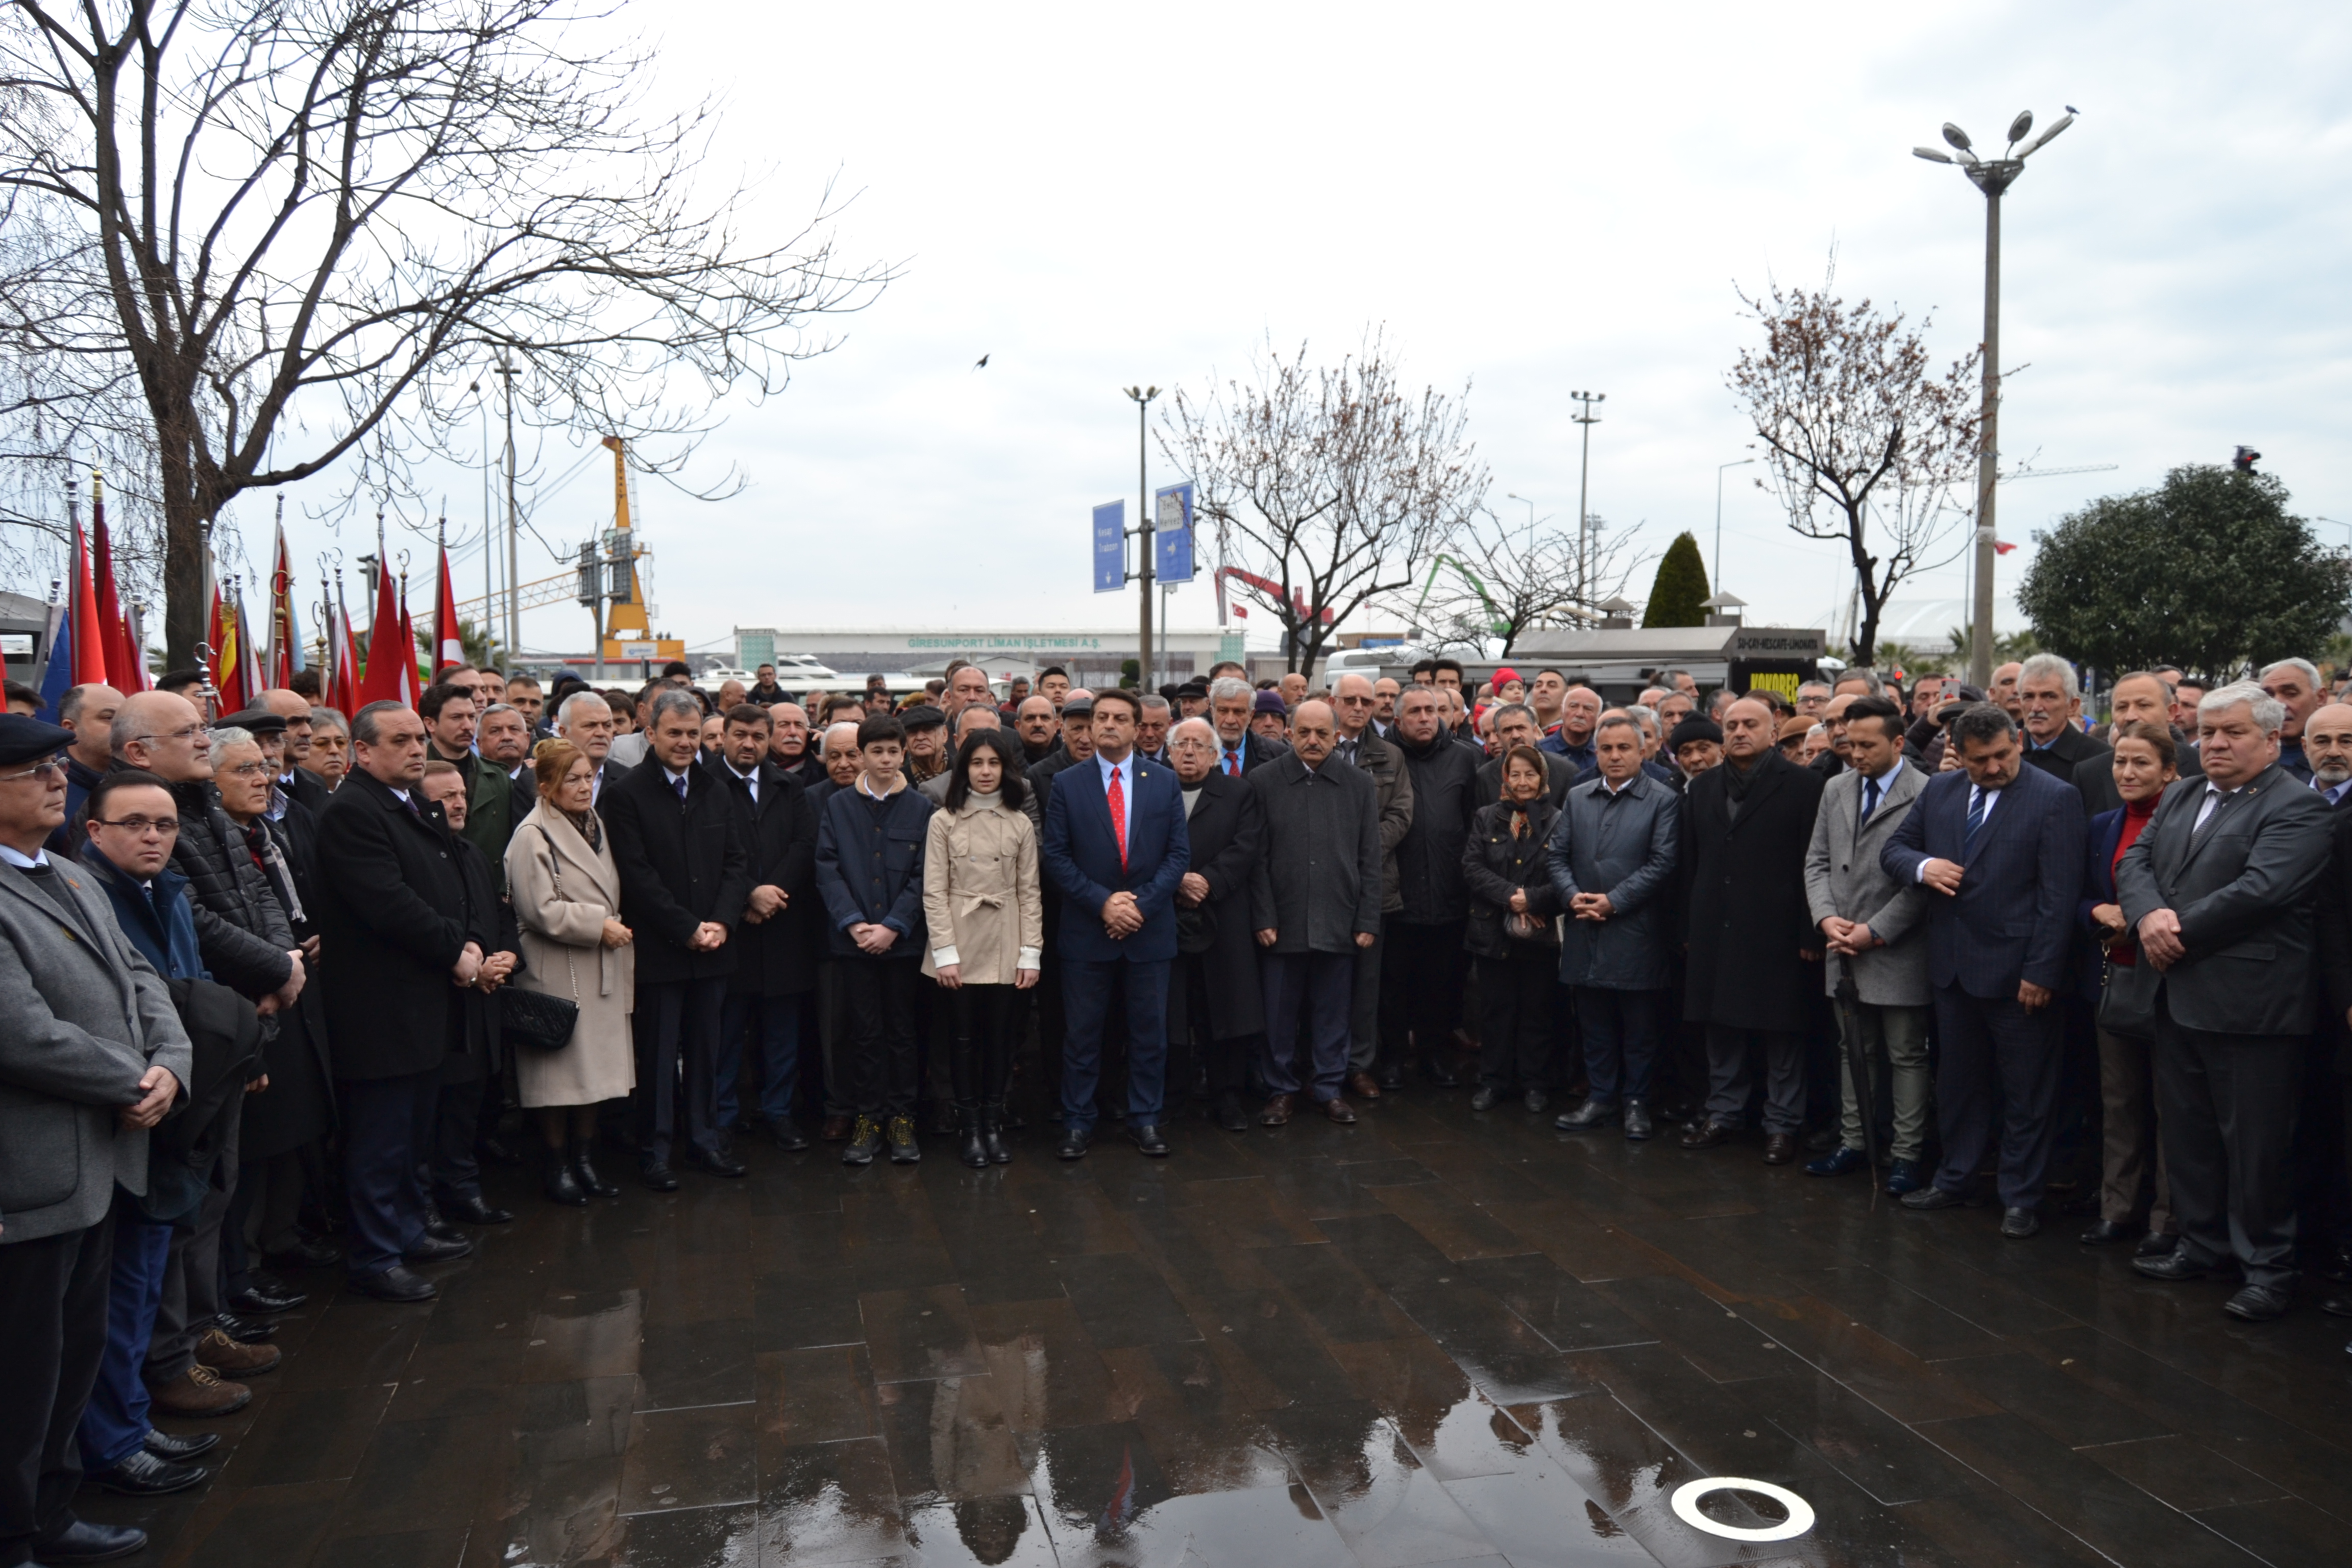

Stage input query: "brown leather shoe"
[
  {"left": 1679, "top": 1119, "right": 1736, "bottom": 1150},
  {"left": 1761, "top": 1134, "right": 1798, "bottom": 1166},
  {"left": 146, "top": 1364, "right": 252, "bottom": 1417},
  {"left": 1323, "top": 1096, "right": 1358, "bottom": 1125},
  {"left": 1259, "top": 1094, "right": 1295, "bottom": 1127},
  {"left": 195, "top": 1325, "right": 281, "bottom": 1376},
  {"left": 821, "top": 1114, "right": 851, "bottom": 1142},
  {"left": 1347, "top": 1071, "right": 1382, "bottom": 1102}
]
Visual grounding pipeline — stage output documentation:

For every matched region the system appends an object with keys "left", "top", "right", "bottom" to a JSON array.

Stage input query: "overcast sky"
[{"left": 228, "top": 1, "right": 2352, "bottom": 660}]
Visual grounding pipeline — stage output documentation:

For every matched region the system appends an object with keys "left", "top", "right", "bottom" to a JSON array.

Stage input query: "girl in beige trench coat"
[
  {"left": 921, "top": 731, "right": 1043, "bottom": 1168},
  {"left": 506, "top": 741, "right": 637, "bottom": 1205}
]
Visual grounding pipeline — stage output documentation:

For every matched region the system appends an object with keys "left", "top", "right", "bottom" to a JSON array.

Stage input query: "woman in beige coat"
[
  {"left": 506, "top": 740, "right": 636, "bottom": 1205},
  {"left": 921, "top": 730, "right": 1043, "bottom": 1168}
]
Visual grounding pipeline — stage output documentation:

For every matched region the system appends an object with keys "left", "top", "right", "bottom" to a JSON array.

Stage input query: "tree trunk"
[{"left": 158, "top": 441, "right": 208, "bottom": 669}]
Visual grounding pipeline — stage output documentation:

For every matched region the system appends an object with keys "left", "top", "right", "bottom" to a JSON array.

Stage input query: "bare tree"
[
  {"left": 1726, "top": 269, "right": 1980, "bottom": 665},
  {"left": 1407, "top": 505, "right": 1648, "bottom": 656},
  {"left": 1162, "top": 330, "right": 1484, "bottom": 673},
  {"left": 0, "top": 0, "right": 890, "bottom": 662}
]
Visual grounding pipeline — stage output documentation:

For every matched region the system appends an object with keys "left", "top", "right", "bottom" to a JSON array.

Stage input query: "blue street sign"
[
  {"left": 1154, "top": 481, "right": 1195, "bottom": 583},
  {"left": 1092, "top": 501, "right": 1125, "bottom": 592}
]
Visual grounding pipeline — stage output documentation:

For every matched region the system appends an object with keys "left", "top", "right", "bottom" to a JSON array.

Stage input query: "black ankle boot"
[
  {"left": 957, "top": 1104, "right": 988, "bottom": 1169},
  {"left": 544, "top": 1143, "right": 587, "bottom": 1206},
  {"left": 981, "top": 1101, "right": 1011, "bottom": 1165},
  {"left": 572, "top": 1140, "right": 620, "bottom": 1197}
]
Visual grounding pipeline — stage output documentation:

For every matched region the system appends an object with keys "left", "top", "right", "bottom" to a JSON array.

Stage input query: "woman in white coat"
[
  {"left": 921, "top": 730, "right": 1042, "bottom": 1168},
  {"left": 506, "top": 740, "right": 636, "bottom": 1204}
]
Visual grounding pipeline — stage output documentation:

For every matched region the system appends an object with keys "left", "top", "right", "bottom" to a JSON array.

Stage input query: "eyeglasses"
[
  {"left": 93, "top": 816, "right": 180, "bottom": 837},
  {"left": 134, "top": 724, "right": 207, "bottom": 744},
  {"left": 218, "top": 761, "right": 271, "bottom": 778},
  {"left": 0, "top": 755, "right": 67, "bottom": 784}
]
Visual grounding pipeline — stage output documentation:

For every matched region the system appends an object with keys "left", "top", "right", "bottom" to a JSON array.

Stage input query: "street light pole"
[
  {"left": 1916, "top": 108, "right": 2072, "bottom": 687},
  {"left": 1505, "top": 493, "right": 1536, "bottom": 556},
  {"left": 1124, "top": 385, "right": 1160, "bottom": 690},
  {"left": 1713, "top": 458, "right": 1754, "bottom": 591},
  {"left": 1569, "top": 391, "right": 1605, "bottom": 621},
  {"left": 495, "top": 354, "right": 521, "bottom": 669}
]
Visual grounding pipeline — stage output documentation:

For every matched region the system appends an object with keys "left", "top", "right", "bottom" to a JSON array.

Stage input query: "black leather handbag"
[{"left": 504, "top": 823, "right": 583, "bottom": 1051}]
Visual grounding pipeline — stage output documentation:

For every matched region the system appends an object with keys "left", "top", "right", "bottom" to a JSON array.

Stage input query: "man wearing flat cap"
[{"left": 0, "top": 715, "right": 192, "bottom": 1568}]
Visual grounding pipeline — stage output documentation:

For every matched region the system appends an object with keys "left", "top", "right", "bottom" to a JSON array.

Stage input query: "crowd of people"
[{"left": 6, "top": 636, "right": 2352, "bottom": 1565}]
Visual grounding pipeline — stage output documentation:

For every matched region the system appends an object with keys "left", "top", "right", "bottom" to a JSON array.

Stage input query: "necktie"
[
  {"left": 1225, "top": 750, "right": 1241, "bottom": 778},
  {"left": 1107, "top": 767, "right": 1128, "bottom": 871},
  {"left": 1860, "top": 776, "right": 1881, "bottom": 826},
  {"left": 1963, "top": 788, "right": 1988, "bottom": 854},
  {"left": 673, "top": 773, "right": 689, "bottom": 805}
]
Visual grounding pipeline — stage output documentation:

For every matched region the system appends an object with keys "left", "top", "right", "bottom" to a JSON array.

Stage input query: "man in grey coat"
[
  {"left": 1250, "top": 701, "right": 1383, "bottom": 1126},
  {"left": 1801, "top": 697, "right": 1932, "bottom": 1193},
  {"left": 1549, "top": 715, "right": 1680, "bottom": 1140},
  {"left": 0, "top": 715, "right": 190, "bottom": 1568},
  {"left": 2115, "top": 682, "right": 2334, "bottom": 1321}
]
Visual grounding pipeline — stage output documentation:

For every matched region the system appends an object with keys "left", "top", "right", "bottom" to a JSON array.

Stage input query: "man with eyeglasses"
[
  {"left": 109, "top": 692, "right": 303, "bottom": 1418},
  {"left": 0, "top": 715, "right": 192, "bottom": 1567},
  {"left": 262, "top": 689, "right": 332, "bottom": 815}
]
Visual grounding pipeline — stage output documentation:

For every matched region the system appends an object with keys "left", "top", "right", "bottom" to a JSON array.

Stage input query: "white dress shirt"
[{"left": 1096, "top": 751, "right": 1136, "bottom": 846}]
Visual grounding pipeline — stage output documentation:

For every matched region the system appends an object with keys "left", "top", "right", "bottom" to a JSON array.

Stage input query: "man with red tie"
[{"left": 1040, "top": 688, "right": 1191, "bottom": 1160}]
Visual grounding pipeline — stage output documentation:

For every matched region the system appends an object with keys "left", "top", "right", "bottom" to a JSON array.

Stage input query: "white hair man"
[
  {"left": 2016, "top": 652, "right": 2110, "bottom": 792},
  {"left": 2114, "top": 682, "right": 2332, "bottom": 1322},
  {"left": 554, "top": 690, "right": 621, "bottom": 804},
  {"left": 2257, "top": 657, "right": 2322, "bottom": 782}
]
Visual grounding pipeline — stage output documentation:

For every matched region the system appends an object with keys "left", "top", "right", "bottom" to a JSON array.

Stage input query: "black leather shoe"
[
  {"left": 1522, "top": 1089, "right": 1550, "bottom": 1114},
  {"left": 2315, "top": 1245, "right": 2352, "bottom": 1283},
  {"left": 1376, "top": 1063, "right": 1406, "bottom": 1092},
  {"left": 1900, "top": 1185, "right": 1973, "bottom": 1211},
  {"left": 423, "top": 1219, "right": 468, "bottom": 1246},
  {"left": 1214, "top": 1092, "right": 1251, "bottom": 1133},
  {"left": 685, "top": 1145, "right": 748, "bottom": 1178},
  {"left": 213, "top": 1311, "right": 277, "bottom": 1344},
  {"left": 640, "top": 1159, "right": 681, "bottom": 1191},
  {"left": 2079, "top": 1219, "right": 2134, "bottom": 1246},
  {"left": 348, "top": 1266, "right": 437, "bottom": 1303},
  {"left": 1555, "top": 1098, "right": 1618, "bottom": 1133},
  {"left": 436, "top": 1193, "right": 514, "bottom": 1225},
  {"left": 2000, "top": 1206, "right": 2042, "bottom": 1240},
  {"left": 1128, "top": 1122, "right": 1170, "bottom": 1157},
  {"left": 476, "top": 1133, "right": 528, "bottom": 1168},
  {"left": 2135, "top": 1231, "right": 2179, "bottom": 1259},
  {"left": 32, "top": 1518, "right": 151, "bottom": 1560},
  {"left": 769, "top": 1119, "right": 811, "bottom": 1153},
  {"left": 264, "top": 1236, "right": 342, "bottom": 1271},
  {"left": 1420, "top": 1057, "right": 1462, "bottom": 1088},
  {"left": 2319, "top": 1295, "right": 2352, "bottom": 1318},
  {"left": 87, "top": 1448, "right": 206, "bottom": 1498},
  {"left": 1623, "top": 1100, "right": 1654, "bottom": 1141},
  {"left": 227, "top": 1283, "right": 307, "bottom": 1315},
  {"left": 1057, "top": 1126, "right": 1091, "bottom": 1161},
  {"left": 143, "top": 1429, "right": 219, "bottom": 1461},
  {"left": 1469, "top": 1086, "right": 1501, "bottom": 1112},
  {"left": 403, "top": 1232, "right": 473, "bottom": 1265},
  {"left": 2134, "top": 1250, "right": 2212, "bottom": 1282},
  {"left": 571, "top": 1146, "right": 620, "bottom": 1197},
  {"left": 2225, "top": 1283, "right": 2292, "bottom": 1321},
  {"left": 1678, "top": 1119, "right": 1736, "bottom": 1150}
]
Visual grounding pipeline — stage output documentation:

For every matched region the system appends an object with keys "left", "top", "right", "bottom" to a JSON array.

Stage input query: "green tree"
[
  {"left": 1640, "top": 532, "right": 1711, "bottom": 628},
  {"left": 2017, "top": 465, "right": 2351, "bottom": 682}
]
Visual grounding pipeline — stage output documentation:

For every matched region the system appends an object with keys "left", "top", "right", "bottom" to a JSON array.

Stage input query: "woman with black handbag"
[
  {"left": 506, "top": 740, "right": 636, "bottom": 1204},
  {"left": 1461, "top": 746, "right": 1563, "bottom": 1115}
]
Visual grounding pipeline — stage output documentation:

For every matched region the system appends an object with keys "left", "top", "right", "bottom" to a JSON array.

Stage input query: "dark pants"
[
  {"left": 841, "top": 958, "right": 920, "bottom": 1119},
  {"left": 223, "top": 1149, "right": 307, "bottom": 1295},
  {"left": 1475, "top": 952, "right": 1555, "bottom": 1090},
  {"left": 1170, "top": 951, "right": 1254, "bottom": 1100},
  {"left": 635, "top": 976, "right": 728, "bottom": 1164},
  {"left": 2153, "top": 1000, "right": 2303, "bottom": 1290},
  {"left": 1929, "top": 983, "right": 2064, "bottom": 1209},
  {"left": 719, "top": 991, "right": 804, "bottom": 1127},
  {"left": 1703, "top": 1025, "right": 1805, "bottom": 1135},
  {"left": 951, "top": 984, "right": 1019, "bottom": 1108},
  {"left": 146, "top": 1099, "right": 238, "bottom": 1384},
  {"left": 78, "top": 1206, "right": 173, "bottom": 1472},
  {"left": 1348, "top": 918, "right": 1384, "bottom": 1073},
  {"left": 431, "top": 1078, "right": 487, "bottom": 1202},
  {"left": 0, "top": 1220, "right": 113, "bottom": 1568},
  {"left": 1578, "top": 987, "right": 1663, "bottom": 1105},
  {"left": 816, "top": 961, "right": 851, "bottom": 1118},
  {"left": 1381, "top": 921, "right": 1467, "bottom": 1066},
  {"left": 1263, "top": 951, "right": 1354, "bottom": 1104},
  {"left": 340, "top": 1069, "right": 442, "bottom": 1278},
  {"left": 1062, "top": 958, "right": 1170, "bottom": 1131}
]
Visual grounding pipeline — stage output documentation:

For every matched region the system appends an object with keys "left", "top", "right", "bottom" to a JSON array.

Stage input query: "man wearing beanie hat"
[{"left": 1669, "top": 716, "right": 1725, "bottom": 780}]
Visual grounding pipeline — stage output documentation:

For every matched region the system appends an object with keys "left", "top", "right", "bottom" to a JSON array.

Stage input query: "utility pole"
[
  {"left": 1916, "top": 108, "right": 2073, "bottom": 685},
  {"left": 496, "top": 354, "right": 521, "bottom": 670},
  {"left": 1570, "top": 391, "right": 1605, "bottom": 622},
  {"left": 1714, "top": 458, "right": 1754, "bottom": 591},
  {"left": 1124, "top": 385, "right": 1160, "bottom": 690},
  {"left": 471, "top": 380, "right": 492, "bottom": 670}
]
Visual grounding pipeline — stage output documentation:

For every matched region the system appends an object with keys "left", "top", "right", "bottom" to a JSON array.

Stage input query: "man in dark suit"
[
  {"left": 261, "top": 688, "right": 334, "bottom": 817},
  {"left": 2077, "top": 672, "right": 2201, "bottom": 815},
  {"left": 1249, "top": 701, "right": 1383, "bottom": 1125},
  {"left": 1677, "top": 697, "right": 1827, "bottom": 1163},
  {"left": 2308, "top": 703, "right": 2352, "bottom": 1331},
  {"left": 1207, "top": 677, "right": 1285, "bottom": 777},
  {"left": 2119, "top": 682, "right": 2332, "bottom": 1319},
  {"left": 1165, "top": 719, "right": 1265, "bottom": 1132},
  {"left": 603, "top": 689, "right": 752, "bottom": 1188},
  {"left": 2016, "top": 655, "right": 2111, "bottom": 795},
  {"left": 1385, "top": 687, "right": 1481, "bottom": 1087},
  {"left": 708, "top": 703, "right": 819, "bottom": 1150},
  {"left": 1041, "top": 688, "right": 1189, "bottom": 1159},
  {"left": 313, "top": 702, "right": 486, "bottom": 1303},
  {"left": 1883, "top": 702, "right": 2087, "bottom": 1237}
]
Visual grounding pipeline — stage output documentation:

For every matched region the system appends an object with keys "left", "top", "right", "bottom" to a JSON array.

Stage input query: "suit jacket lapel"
[{"left": 0, "top": 860, "right": 105, "bottom": 948}]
